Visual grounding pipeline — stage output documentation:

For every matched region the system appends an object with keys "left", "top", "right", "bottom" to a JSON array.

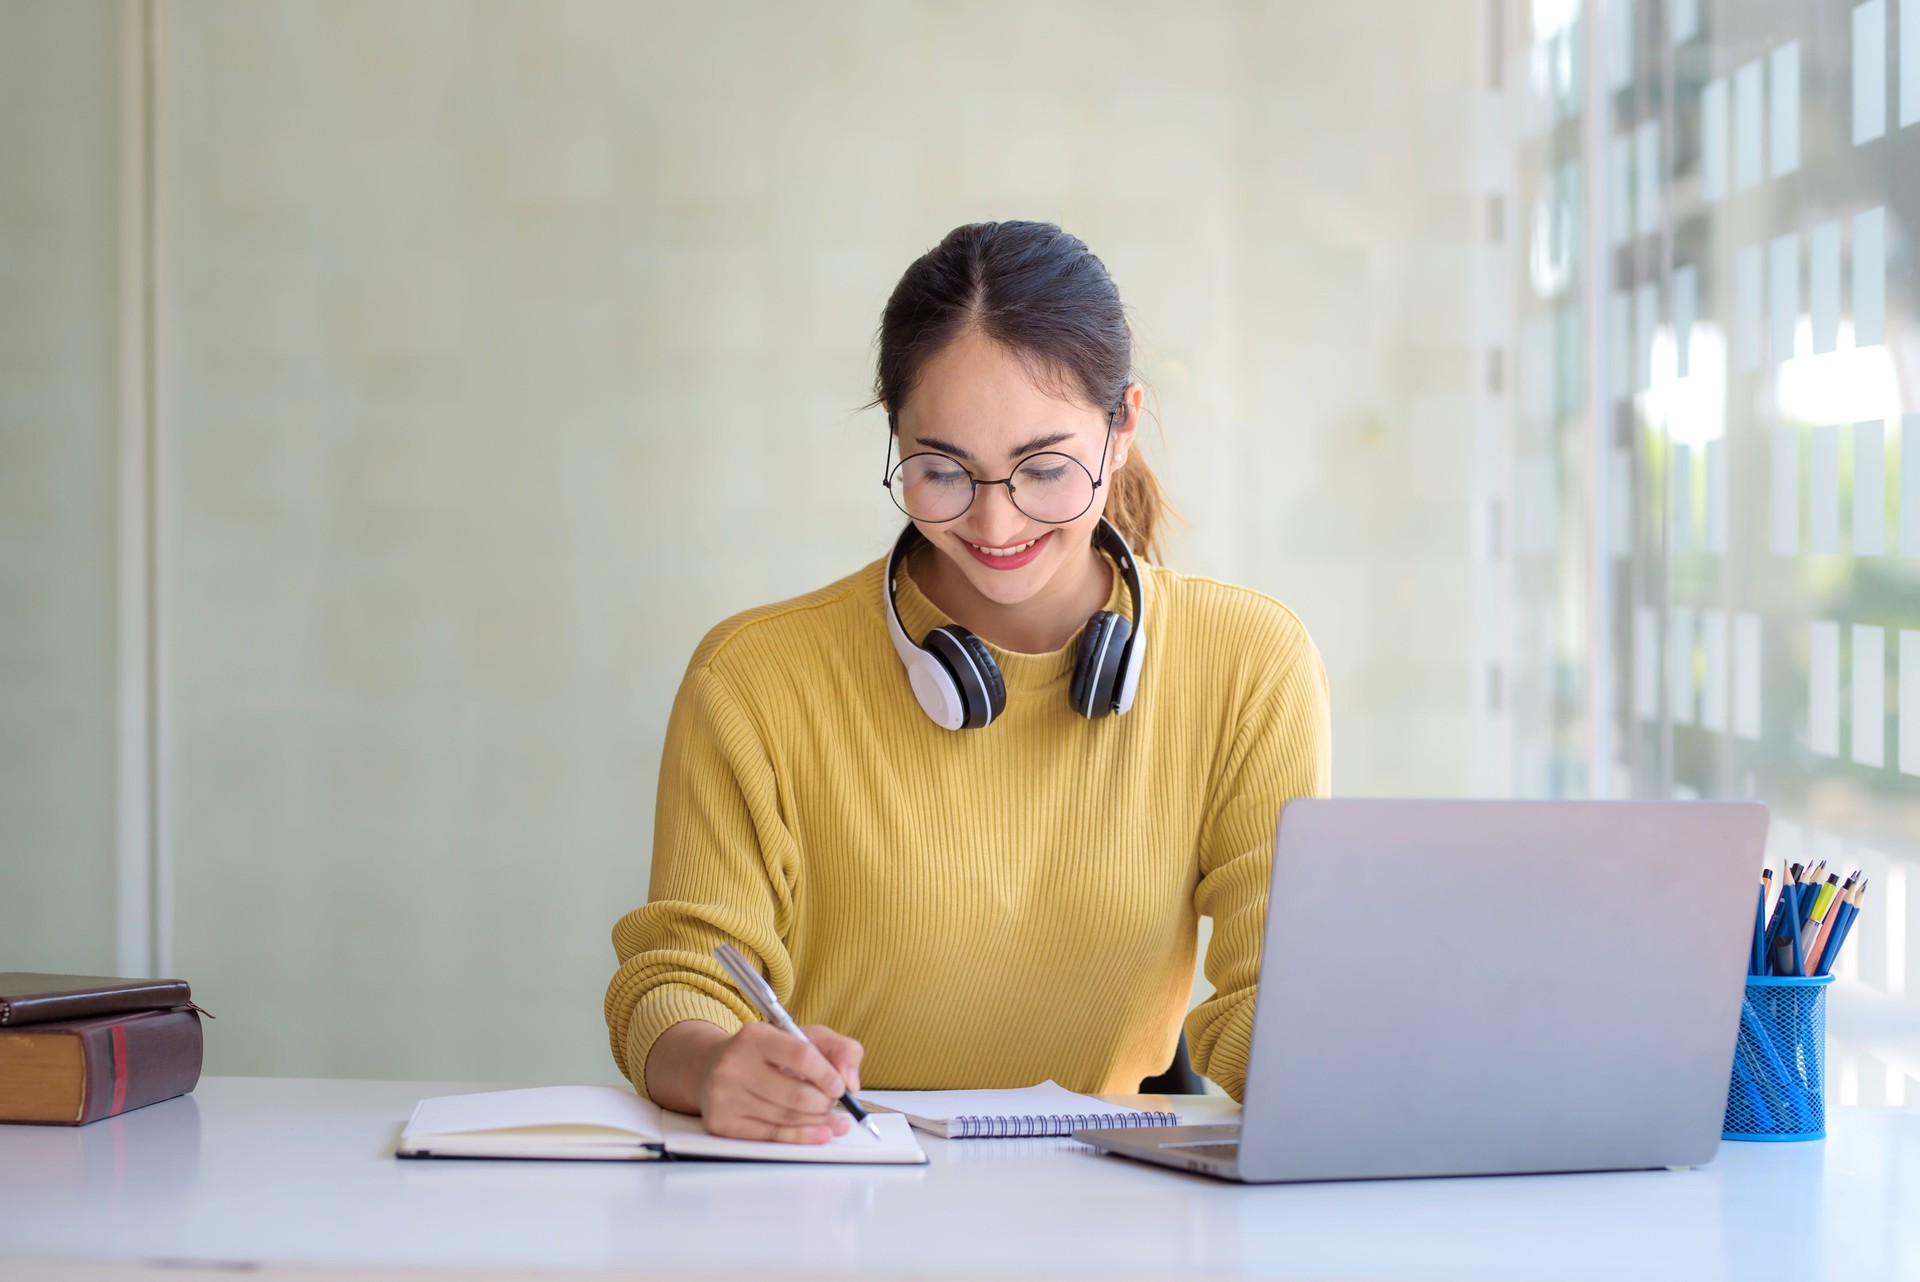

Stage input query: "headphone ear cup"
[
  {"left": 1070, "top": 611, "right": 1131, "bottom": 719},
  {"left": 923, "top": 626, "right": 1006, "bottom": 728}
]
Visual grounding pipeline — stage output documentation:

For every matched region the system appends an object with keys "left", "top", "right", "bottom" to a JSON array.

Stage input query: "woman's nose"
[{"left": 963, "top": 481, "right": 1030, "bottom": 544}]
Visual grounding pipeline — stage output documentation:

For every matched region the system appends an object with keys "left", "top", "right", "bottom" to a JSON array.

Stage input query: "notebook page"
[
  {"left": 657, "top": 1108, "right": 928, "bottom": 1164},
  {"left": 404, "top": 1085, "right": 664, "bottom": 1142},
  {"left": 854, "top": 1080, "right": 1153, "bottom": 1122}
]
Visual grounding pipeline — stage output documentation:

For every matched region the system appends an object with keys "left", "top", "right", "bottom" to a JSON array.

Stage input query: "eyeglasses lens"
[{"left": 888, "top": 452, "right": 1095, "bottom": 524}]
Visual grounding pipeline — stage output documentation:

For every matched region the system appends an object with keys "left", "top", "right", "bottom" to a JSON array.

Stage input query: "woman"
[{"left": 604, "top": 220, "right": 1329, "bottom": 1144}]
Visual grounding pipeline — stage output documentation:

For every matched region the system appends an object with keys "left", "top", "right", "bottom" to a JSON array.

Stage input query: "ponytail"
[{"left": 1103, "top": 444, "right": 1179, "bottom": 565}]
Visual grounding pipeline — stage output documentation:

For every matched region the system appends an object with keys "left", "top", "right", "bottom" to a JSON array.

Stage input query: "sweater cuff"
[
  {"left": 1185, "top": 1001, "right": 1254, "bottom": 1104},
  {"left": 623, "top": 986, "right": 747, "bottom": 1101}
]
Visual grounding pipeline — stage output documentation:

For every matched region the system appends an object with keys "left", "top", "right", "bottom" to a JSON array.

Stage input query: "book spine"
[
  {"left": 951, "top": 1111, "right": 1180, "bottom": 1138},
  {"left": 75, "top": 1010, "right": 204, "bottom": 1125}
]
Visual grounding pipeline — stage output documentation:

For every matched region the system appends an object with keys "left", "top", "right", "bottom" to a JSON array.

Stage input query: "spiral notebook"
[{"left": 854, "top": 1080, "right": 1181, "bottom": 1138}]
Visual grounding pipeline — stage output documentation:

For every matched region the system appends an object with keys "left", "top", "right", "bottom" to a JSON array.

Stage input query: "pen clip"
[{"left": 713, "top": 943, "right": 785, "bottom": 1024}]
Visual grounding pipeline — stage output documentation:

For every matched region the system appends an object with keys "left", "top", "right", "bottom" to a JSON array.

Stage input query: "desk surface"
[{"left": 0, "top": 1077, "right": 1917, "bottom": 1281}]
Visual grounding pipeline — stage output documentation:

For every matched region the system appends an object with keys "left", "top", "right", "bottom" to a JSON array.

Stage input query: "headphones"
[{"left": 882, "top": 517, "right": 1147, "bottom": 730}]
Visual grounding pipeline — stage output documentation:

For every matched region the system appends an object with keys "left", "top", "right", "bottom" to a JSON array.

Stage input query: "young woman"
[{"left": 604, "top": 220, "right": 1330, "bottom": 1144}]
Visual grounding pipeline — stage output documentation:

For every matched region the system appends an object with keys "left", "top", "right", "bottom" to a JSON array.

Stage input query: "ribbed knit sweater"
[{"left": 604, "top": 546, "right": 1330, "bottom": 1103}]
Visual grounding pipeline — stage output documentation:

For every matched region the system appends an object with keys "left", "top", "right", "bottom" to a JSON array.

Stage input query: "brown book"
[
  {"left": 0, "top": 1007, "right": 204, "bottom": 1125},
  {"left": 0, "top": 972, "right": 195, "bottom": 1027}
]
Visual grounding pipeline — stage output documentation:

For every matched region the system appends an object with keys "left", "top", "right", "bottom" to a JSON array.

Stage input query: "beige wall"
[
  {"left": 0, "top": 0, "right": 125, "bottom": 976},
  {"left": 4, "top": 0, "right": 1491, "bottom": 1081}
]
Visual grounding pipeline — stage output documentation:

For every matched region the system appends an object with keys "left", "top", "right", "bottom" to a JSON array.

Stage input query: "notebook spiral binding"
[{"left": 951, "top": 1111, "right": 1179, "bottom": 1138}]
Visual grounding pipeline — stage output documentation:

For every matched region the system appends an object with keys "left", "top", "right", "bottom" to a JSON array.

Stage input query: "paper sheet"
[
  {"left": 856, "top": 1080, "right": 1155, "bottom": 1122},
  {"left": 405, "top": 1084, "right": 664, "bottom": 1140}
]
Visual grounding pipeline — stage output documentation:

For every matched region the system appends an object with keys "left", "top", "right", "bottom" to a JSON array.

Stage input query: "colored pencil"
[
  {"left": 1812, "top": 901, "right": 1856, "bottom": 977},
  {"left": 1784, "top": 880, "right": 1807, "bottom": 976},
  {"left": 1740, "top": 998, "right": 1815, "bottom": 1130},
  {"left": 1797, "top": 864, "right": 1829, "bottom": 927},
  {"left": 1751, "top": 870, "right": 1773, "bottom": 975},
  {"left": 1817, "top": 881, "right": 1869, "bottom": 977},
  {"left": 1730, "top": 1039, "right": 1774, "bottom": 1130},
  {"left": 1801, "top": 881, "right": 1843, "bottom": 974},
  {"left": 1762, "top": 864, "right": 1800, "bottom": 971}
]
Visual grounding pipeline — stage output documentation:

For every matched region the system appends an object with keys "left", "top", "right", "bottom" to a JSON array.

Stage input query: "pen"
[
  {"left": 1797, "top": 867, "right": 1832, "bottom": 928},
  {"left": 1800, "top": 879, "right": 1842, "bottom": 973},
  {"left": 711, "top": 943, "right": 881, "bottom": 1140}
]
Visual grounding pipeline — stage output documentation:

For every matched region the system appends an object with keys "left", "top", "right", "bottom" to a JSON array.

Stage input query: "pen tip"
[{"left": 865, "top": 1119, "right": 882, "bottom": 1139}]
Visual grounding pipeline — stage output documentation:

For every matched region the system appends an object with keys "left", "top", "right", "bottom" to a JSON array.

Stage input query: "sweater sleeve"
[
  {"left": 1183, "top": 624, "right": 1331, "bottom": 1102},
  {"left": 603, "top": 663, "right": 799, "bottom": 1098}
]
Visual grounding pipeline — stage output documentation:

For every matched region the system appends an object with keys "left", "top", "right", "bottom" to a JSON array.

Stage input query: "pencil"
[
  {"left": 1813, "top": 900, "right": 1855, "bottom": 977},
  {"left": 1797, "top": 864, "right": 1830, "bottom": 927},
  {"left": 1801, "top": 881, "right": 1843, "bottom": 974},
  {"left": 1762, "top": 864, "right": 1800, "bottom": 973},
  {"left": 1784, "top": 879, "right": 1807, "bottom": 976},
  {"left": 1740, "top": 998, "right": 1815, "bottom": 1130},
  {"left": 1751, "top": 870, "right": 1773, "bottom": 975},
  {"left": 1818, "top": 881, "right": 1868, "bottom": 977},
  {"left": 1730, "top": 1039, "right": 1775, "bottom": 1130}
]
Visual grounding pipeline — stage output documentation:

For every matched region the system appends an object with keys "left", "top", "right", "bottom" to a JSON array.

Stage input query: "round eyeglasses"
[{"left": 881, "top": 412, "right": 1117, "bottom": 525}]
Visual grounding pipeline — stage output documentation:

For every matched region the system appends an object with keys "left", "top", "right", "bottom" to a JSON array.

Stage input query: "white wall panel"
[
  {"left": 135, "top": 0, "right": 1488, "bottom": 1080},
  {"left": 0, "top": 0, "right": 125, "bottom": 977}
]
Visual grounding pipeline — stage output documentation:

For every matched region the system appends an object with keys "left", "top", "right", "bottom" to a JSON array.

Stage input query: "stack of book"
[{"left": 0, "top": 973, "right": 207, "bottom": 1125}]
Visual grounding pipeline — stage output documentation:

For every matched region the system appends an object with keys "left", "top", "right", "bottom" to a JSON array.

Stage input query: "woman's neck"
[{"left": 906, "top": 536, "right": 1114, "bottom": 655}]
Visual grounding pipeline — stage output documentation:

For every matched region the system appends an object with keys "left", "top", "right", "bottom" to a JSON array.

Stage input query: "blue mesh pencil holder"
[{"left": 1722, "top": 974, "right": 1832, "bottom": 1141}]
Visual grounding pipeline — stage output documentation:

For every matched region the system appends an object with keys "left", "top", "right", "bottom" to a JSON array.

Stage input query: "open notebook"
[
  {"left": 397, "top": 1086, "right": 927, "bottom": 1164},
  {"left": 855, "top": 1080, "right": 1182, "bottom": 1138}
]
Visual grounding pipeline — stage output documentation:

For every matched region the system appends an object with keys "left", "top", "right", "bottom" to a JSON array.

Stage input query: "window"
[{"left": 1514, "top": 0, "right": 1920, "bottom": 1103}]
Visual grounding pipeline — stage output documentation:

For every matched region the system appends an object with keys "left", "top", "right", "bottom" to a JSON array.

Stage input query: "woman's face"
[{"left": 892, "top": 328, "right": 1138, "bottom": 611}]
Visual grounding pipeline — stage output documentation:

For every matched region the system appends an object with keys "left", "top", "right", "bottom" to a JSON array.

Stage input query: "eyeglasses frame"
[{"left": 880, "top": 401, "right": 1123, "bottom": 526}]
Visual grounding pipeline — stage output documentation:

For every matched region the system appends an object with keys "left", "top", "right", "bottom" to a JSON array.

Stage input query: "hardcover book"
[
  {"left": 0, "top": 972, "right": 196, "bottom": 1027},
  {"left": 0, "top": 1006, "right": 204, "bottom": 1125}
]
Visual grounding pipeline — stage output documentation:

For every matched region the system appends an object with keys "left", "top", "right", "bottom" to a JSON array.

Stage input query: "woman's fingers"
[
  {"left": 737, "top": 1100, "right": 847, "bottom": 1128},
  {"left": 737, "top": 1070, "right": 840, "bottom": 1121},
  {"left": 702, "top": 1082, "right": 851, "bottom": 1144},
  {"left": 803, "top": 1025, "right": 865, "bottom": 1094},
  {"left": 743, "top": 1079, "right": 834, "bottom": 1120},
  {"left": 708, "top": 1115, "right": 848, "bottom": 1145},
  {"left": 697, "top": 1021, "right": 866, "bottom": 1145},
  {"left": 704, "top": 1079, "right": 837, "bottom": 1135},
  {"left": 747, "top": 1024, "right": 847, "bottom": 1100}
]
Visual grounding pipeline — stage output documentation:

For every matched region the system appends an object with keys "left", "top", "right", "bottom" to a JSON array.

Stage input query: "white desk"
[{"left": 0, "top": 1077, "right": 1916, "bottom": 1280}]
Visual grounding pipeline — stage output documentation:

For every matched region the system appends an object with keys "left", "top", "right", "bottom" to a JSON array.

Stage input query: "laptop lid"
[{"left": 1236, "top": 799, "right": 1767, "bottom": 1183}]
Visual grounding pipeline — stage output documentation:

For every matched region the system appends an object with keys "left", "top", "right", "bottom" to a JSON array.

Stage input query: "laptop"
[{"left": 1077, "top": 798, "right": 1768, "bottom": 1182}]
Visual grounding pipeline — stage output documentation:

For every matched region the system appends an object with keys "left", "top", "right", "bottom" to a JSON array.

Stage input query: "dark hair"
[{"left": 868, "top": 220, "right": 1178, "bottom": 563}]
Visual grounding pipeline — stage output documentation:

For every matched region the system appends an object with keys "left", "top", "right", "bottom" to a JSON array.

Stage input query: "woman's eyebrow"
[{"left": 913, "top": 431, "right": 1076, "bottom": 462}]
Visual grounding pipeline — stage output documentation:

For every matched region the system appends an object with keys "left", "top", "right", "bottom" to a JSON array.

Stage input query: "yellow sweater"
[{"left": 604, "top": 547, "right": 1330, "bottom": 1102}]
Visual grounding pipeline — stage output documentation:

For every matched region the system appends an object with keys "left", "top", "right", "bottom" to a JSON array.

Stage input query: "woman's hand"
[
  {"left": 699, "top": 1022, "right": 865, "bottom": 1144},
  {"left": 647, "top": 1019, "right": 865, "bottom": 1144}
]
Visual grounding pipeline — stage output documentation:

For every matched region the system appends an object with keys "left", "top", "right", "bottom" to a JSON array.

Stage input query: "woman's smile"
[{"left": 958, "top": 530, "right": 1053, "bottom": 570}]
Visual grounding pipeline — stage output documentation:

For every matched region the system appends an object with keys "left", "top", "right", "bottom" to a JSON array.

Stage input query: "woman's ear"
[{"left": 1111, "top": 382, "right": 1143, "bottom": 469}]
